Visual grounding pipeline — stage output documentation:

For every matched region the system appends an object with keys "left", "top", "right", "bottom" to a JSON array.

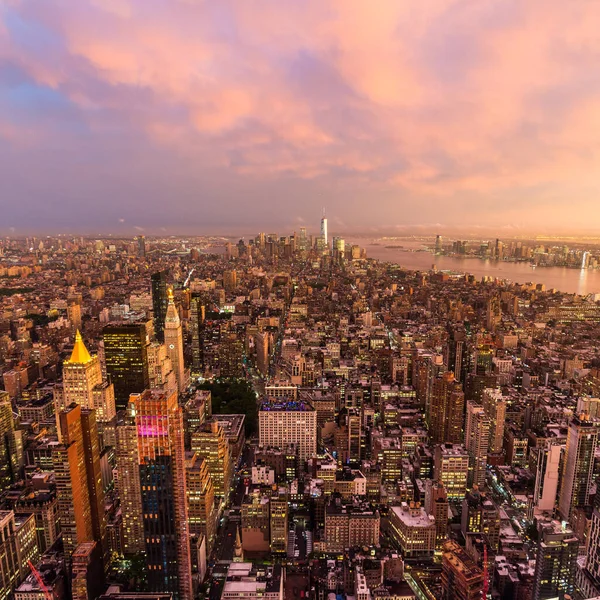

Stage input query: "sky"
[{"left": 1, "top": 0, "right": 600, "bottom": 237}]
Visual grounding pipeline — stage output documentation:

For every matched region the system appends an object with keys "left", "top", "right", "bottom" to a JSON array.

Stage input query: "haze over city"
[{"left": 2, "top": 1, "right": 600, "bottom": 235}]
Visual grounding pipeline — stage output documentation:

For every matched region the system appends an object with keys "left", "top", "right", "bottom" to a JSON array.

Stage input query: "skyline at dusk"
[{"left": 2, "top": 1, "right": 600, "bottom": 235}]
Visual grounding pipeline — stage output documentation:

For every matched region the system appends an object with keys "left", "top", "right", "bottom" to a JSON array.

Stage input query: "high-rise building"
[
  {"left": 79, "top": 408, "right": 108, "bottom": 564},
  {"left": 223, "top": 270, "right": 237, "bottom": 293},
  {"left": 103, "top": 323, "right": 150, "bottom": 412},
  {"left": 441, "top": 540, "right": 484, "bottom": 600},
  {"left": 533, "top": 440, "right": 563, "bottom": 513},
  {"left": 191, "top": 420, "right": 232, "bottom": 501},
  {"left": 428, "top": 372, "right": 465, "bottom": 445},
  {"left": 558, "top": 413, "right": 599, "bottom": 519},
  {"left": 532, "top": 520, "right": 578, "bottom": 600},
  {"left": 63, "top": 331, "right": 116, "bottom": 424},
  {"left": 259, "top": 400, "right": 317, "bottom": 462},
  {"left": 67, "top": 302, "right": 82, "bottom": 333},
  {"left": 585, "top": 486, "right": 600, "bottom": 591},
  {"left": 320, "top": 210, "right": 328, "bottom": 247},
  {"left": 189, "top": 294, "right": 206, "bottom": 374},
  {"left": 132, "top": 388, "right": 192, "bottom": 600},
  {"left": 269, "top": 487, "right": 288, "bottom": 554},
  {"left": 71, "top": 541, "right": 105, "bottom": 600},
  {"left": 464, "top": 402, "right": 490, "bottom": 489},
  {"left": 425, "top": 480, "right": 449, "bottom": 548},
  {"left": 0, "top": 392, "right": 20, "bottom": 488},
  {"left": 165, "top": 288, "right": 186, "bottom": 393},
  {"left": 146, "top": 341, "right": 176, "bottom": 392},
  {"left": 481, "top": 388, "right": 506, "bottom": 454},
  {"left": 151, "top": 270, "right": 169, "bottom": 342},
  {"left": 388, "top": 503, "right": 436, "bottom": 558},
  {"left": 185, "top": 452, "right": 216, "bottom": 555},
  {"left": 433, "top": 444, "right": 470, "bottom": 501},
  {"left": 53, "top": 405, "right": 94, "bottom": 558},
  {"left": 115, "top": 411, "right": 145, "bottom": 555},
  {"left": 324, "top": 502, "right": 380, "bottom": 553},
  {"left": 255, "top": 331, "right": 270, "bottom": 376},
  {"left": 136, "top": 235, "right": 146, "bottom": 258},
  {"left": 460, "top": 488, "right": 500, "bottom": 550}
]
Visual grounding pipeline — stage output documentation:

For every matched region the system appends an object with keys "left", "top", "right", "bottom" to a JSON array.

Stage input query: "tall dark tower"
[
  {"left": 151, "top": 270, "right": 168, "bottom": 342},
  {"left": 133, "top": 388, "right": 193, "bottom": 600},
  {"left": 103, "top": 323, "right": 150, "bottom": 412}
]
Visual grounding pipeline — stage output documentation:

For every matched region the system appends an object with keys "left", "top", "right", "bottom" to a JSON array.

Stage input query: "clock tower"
[{"left": 164, "top": 287, "right": 186, "bottom": 393}]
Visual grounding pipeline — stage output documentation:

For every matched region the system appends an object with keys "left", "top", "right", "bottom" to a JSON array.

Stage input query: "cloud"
[{"left": 1, "top": 0, "right": 600, "bottom": 234}]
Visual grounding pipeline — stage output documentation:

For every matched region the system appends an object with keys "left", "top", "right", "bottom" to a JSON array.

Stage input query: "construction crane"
[
  {"left": 482, "top": 544, "right": 489, "bottom": 599},
  {"left": 27, "top": 560, "right": 52, "bottom": 600}
]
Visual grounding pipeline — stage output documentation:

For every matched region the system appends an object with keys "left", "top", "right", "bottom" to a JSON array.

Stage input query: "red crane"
[
  {"left": 482, "top": 544, "right": 489, "bottom": 599},
  {"left": 27, "top": 560, "right": 52, "bottom": 600}
]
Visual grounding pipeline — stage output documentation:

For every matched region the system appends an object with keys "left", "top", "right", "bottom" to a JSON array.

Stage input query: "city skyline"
[{"left": 2, "top": 1, "right": 600, "bottom": 235}]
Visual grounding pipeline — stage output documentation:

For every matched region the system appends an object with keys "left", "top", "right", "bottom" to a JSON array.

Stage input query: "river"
[{"left": 354, "top": 240, "right": 600, "bottom": 296}]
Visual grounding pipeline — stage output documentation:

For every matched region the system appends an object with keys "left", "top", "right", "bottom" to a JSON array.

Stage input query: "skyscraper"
[
  {"left": 53, "top": 404, "right": 94, "bottom": 558},
  {"left": 185, "top": 452, "right": 216, "bottom": 555},
  {"left": 151, "top": 270, "right": 168, "bottom": 342},
  {"left": 63, "top": 331, "right": 116, "bottom": 424},
  {"left": 191, "top": 420, "right": 232, "bottom": 501},
  {"left": 482, "top": 387, "right": 506, "bottom": 454},
  {"left": 115, "top": 411, "right": 145, "bottom": 555},
  {"left": 558, "top": 412, "right": 599, "bottom": 519},
  {"left": 80, "top": 408, "right": 108, "bottom": 565},
  {"left": 137, "top": 235, "right": 146, "bottom": 258},
  {"left": 0, "top": 392, "right": 19, "bottom": 488},
  {"left": 428, "top": 372, "right": 465, "bottom": 445},
  {"left": 103, "top": 322, "right": 150, "bottom": 412},
  {"left": 532, "top": 521, "right": 578, "bottom": 600},
  {"left": 465, "top": 401, "right": 490, "bottom": 489},
  {"left": 320, "top": 209, "right": 328, "bottom": 247},
  {"left": 132, "top": 388, "right": 192, "bottom": 600},
  {"left": 164, "top": 288, "right": 186, "bottom": 393}
]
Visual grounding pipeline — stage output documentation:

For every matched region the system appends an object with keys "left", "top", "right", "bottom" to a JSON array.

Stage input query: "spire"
[
  {"left": 233, "top": 525, "right": 244, "bottom": 562},
  {"left": 66, "top": 330, "right": 92, "bottom": 364},
  {"left": 165, "top": 287, "right": 180, "bottom": 325}
]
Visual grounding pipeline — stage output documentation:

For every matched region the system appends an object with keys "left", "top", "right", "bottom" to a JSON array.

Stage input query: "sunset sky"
[{"left": 2, "top": 0, "right": 600, "bottom": 235}]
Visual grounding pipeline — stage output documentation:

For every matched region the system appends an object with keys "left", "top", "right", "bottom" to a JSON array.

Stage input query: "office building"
[
  {"left": 428, "top": 372, "right": 465, "bottom": 445},
  {"left": 164, "top": 288, "right": 186, "bottom": 392},
  {"left": 0, "top": 392, "right": 20, "bottom": 488},
  {"left": 532, "top": 521, "right": 578, "bottom": 600},
  {"left": 269, "top": 487, "right": 288, "bottom": 554},
  {"left": 259, "top": 400, "right": 317, "bottom": 462},
  {"left": 185, "top": 453, "right": 216, "bottom": 555},
  {"left": 424, "top": 480, "right": 449, "bottom": 548},
  {"left": 103, "top": 323, "right": 150, "bottom": 412},
  {"left": 388, "top": 503, "right": 436, "bottom": 558},
  {"left": 191, "top": 420, "right": 232, "bottom": 500},
  {"left": 482, "top": 388, "right": 506, "bottom": 454},
  {"left": 433, "top": 444, "right": 470, "bottom": 501},
  {"left": 223, "top": 270, "right": 237, "bottom": 293},
  {"left": 53, "top": 405, "right": 94, "bottom": 558},
  {"left": 151, "top": 270, "right": 168, "bottom": 342},
  {"left": 132, "top": 388, "right": 192, "bottom": 600},
  {"left": 558, "top": 413, "right": 599, "bottom": 519},
  {"left": 62, "top": 331, "right": 116, "bottom": 424},
  {"left": 533, "top": 441, "right": 563, "bottom": 513},
  {"left": 71, "top": 541, "right": 104, "bottom": 600},
  {"left": 324, "top": 501, "right": 380, "bottom": 553},
  {"left": 464, "top": 402, "right": 490, "bottom": 489},
  {"left": 115, "top": 412, "right": 145, "bottom": 555},
  {"left": 460, "top": 488, "right": 500, "bottom": 550}
]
